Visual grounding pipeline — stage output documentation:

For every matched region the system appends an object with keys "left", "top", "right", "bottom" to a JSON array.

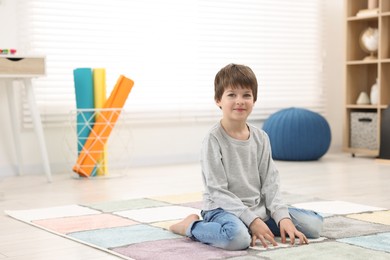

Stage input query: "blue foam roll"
[{"left": 73, "top": 68, "right": 95, "bottom": 155}]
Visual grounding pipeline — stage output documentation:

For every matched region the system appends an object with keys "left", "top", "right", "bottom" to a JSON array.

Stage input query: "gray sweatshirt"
[{"left": 200, "top": 122, "right": 290, "bottom": 227}]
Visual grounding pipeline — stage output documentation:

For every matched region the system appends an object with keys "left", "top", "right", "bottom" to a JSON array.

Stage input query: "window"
[{"left": 18, "top": 0, "right": 324, "bottom": 127}]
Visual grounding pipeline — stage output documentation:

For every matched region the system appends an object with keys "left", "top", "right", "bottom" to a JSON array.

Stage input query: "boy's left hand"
[{"left": 279, "top": 218, "right": 309, "bottom": 245}]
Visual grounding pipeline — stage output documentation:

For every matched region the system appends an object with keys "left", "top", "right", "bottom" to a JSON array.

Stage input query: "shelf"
[
  {"left": 344, "top": 147, "right": 379, "bottom": 156},
  {"left": 346, "top": 18, "right": 378, "bottom": 61},
  {"left": 344, "top": 0, "right": 389, "bottom": 156},
  {"left": 346, "top": 104, "right": 379, "bottom": 109},
  {"left": 347, "top": 15, "right": 378, "bottom": 21},
  {"left": 345, "top": 105, "right": 388, "bottom": 110},
  {"left": 346, "top": 60, "right": 379, "bottom": 65},
  {"left": 345, "top": 63, "right": 377, "bottom": 105},
  {"left": 346, "top": 59, "right": 390, "bottom": 64}
]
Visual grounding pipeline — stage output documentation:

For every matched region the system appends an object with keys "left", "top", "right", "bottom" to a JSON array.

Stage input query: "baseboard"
[
  {"left": 375, "top": 158, "right": 390, "bottom": 165},
  {"left": 0, "top": 154, "right": 200, "bottom": 178},
  {"left": 0, "top": 163, "right": 70, "bottom": 177},
  {"left": 0, "top": 165, "right": 16, "bottom": 177},
  {"left": 123, "top": 153, "right": 199, "bottom": 168}
]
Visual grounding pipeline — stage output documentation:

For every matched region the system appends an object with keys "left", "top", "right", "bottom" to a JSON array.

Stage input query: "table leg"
[
  {"left": 5, "top": 79, "right": 24, "bottom": 175},
  {"left": 23, "top": 79, "right": 52, "bottom": 182}
]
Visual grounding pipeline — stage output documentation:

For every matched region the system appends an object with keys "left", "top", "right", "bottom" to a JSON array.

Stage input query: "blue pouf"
[{"left": 262, "top": 107, "right": 331, "bottom": 161}]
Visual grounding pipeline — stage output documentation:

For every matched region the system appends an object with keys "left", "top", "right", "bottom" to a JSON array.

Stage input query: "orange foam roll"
[{"left": 73, "top": 75, "right": 134, "bottom": 177}]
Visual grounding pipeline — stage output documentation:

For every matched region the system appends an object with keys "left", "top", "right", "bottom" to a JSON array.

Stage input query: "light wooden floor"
[{"left": 0, "top": 152, "right": 389, "bottom": 259}]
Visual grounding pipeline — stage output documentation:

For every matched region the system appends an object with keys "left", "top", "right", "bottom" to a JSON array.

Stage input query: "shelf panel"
[
  {"left": 343, "top": 147, "right": 379, "bottom": 156},
  {"left": 380, "top": 15, "right": 390, "bottom": 59},
  {"left": 346, "top": 59, "right": 390, "bottom": 64},
  {"left": 382, "top": 0, "right": 390, "bottom": 13},
  {"left": 346, "top": 104, "right": 387, "bottom": 110},
  {"left": 346, "top": 60, "right": 379, "bottom": 65},
  {"left": 347, "top": 15, "right": 379, "bottom": 21},
  {"left": 346, "top": 104, "right": 379, "bottom": 109},
  {"left": 381, "top": 63, "right": 390, "bottom": 104}
]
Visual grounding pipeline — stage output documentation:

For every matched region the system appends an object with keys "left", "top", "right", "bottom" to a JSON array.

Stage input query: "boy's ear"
[{"left": 215, "top": 100, "right": 222, "bottom": 109}]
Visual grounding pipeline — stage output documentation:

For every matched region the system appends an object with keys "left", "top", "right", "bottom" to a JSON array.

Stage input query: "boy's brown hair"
[{"left": 214, "top": 63, "right": 258, "bottom": 102}]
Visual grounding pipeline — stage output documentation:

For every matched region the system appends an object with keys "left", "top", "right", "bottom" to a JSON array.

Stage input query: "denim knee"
[
  {"left": 289, "top": 207, "right": 324, "bottom": 239},
  {"left": 222, "top": 226, "right": 251, "bottom": 251},
  {"left": 302, "top": 214, "right": 323, "bottom": 238},
  {"left": 194, "top": 208, "right": 251, "bottom": 250}
]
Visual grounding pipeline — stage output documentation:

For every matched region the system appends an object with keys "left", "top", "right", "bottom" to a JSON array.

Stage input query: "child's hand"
[
  {"left": 249, "top": 218, "right": 278, "bottom": 248},
  {"left": 279, "top": 218, "right": 309, "bottom": 245}
]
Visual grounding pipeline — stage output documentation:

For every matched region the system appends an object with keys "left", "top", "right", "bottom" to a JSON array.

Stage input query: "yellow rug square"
[
  {"left": 151, "top": 192, "right": 203, "bottom": 204},
  {"left": 151, "top": 220, "right": 178, "bottom": 230},
  {"left": 347, "top": 210, "right": 390, "bottom": 225}
]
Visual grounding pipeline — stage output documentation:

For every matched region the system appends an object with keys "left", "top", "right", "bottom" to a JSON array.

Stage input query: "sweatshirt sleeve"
[
  {"left": 258, "top": 131, "right": 290, "bottom": 225},
  {"left": 201, "top": 134, "right": 258, "bottom": 226}
]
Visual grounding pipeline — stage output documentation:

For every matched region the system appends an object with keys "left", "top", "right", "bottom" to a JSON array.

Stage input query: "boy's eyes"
[{"left": 226, "top": 93, "right": 252, "bottom": 97}]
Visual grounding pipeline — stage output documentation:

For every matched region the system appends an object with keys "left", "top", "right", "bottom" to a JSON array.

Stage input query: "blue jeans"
[{"left": 186, "top": 207, "right": 323, "bottom": 251}]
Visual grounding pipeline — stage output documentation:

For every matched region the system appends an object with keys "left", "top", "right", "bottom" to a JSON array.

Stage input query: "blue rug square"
[
  {"left": 338, "top": 232, "right": 390, "bottom": 253},
  {"left": 68, "top": 224, "right": 180, "bottom": 248}
]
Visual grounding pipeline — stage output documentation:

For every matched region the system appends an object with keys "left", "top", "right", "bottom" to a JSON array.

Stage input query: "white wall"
[
  {"left": 324, "top": 0, "right": 345, "bottom": 153},
  {"left": 0, "top": 0, "right": 19, "bottom": 174},
  {"left": 0, "top": 0, "right": 345, "bottom": 177}
]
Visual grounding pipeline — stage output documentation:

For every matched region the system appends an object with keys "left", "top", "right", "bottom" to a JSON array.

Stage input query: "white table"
[{"left": 0, "top": 55, "right": 52, "bottom": 182}]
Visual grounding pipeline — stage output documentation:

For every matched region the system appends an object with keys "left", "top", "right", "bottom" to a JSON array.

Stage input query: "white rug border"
[
  {"left": 4, "top": 198, "right": 388, "bottom": 259},
  {"left": 5, "top": 208, "right": 135, "bottom": 260}
]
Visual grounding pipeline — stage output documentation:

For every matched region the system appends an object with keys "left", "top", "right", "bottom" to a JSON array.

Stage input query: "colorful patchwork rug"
[{"left": 5, "top": 192, "right": 390, "bottom": 259}]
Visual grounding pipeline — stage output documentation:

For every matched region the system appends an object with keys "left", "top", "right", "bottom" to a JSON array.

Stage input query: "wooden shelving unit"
[{"left": 344, "top": 0, "right": 390, "bottom": 157}]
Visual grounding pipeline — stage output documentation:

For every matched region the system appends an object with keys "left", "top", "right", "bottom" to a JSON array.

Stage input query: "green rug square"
[
  {"left": 321, "top": 216, "right": 390, "bottom": 239},
  {"left": 85, "top": 198, "right": 169, "bottom": 212}
]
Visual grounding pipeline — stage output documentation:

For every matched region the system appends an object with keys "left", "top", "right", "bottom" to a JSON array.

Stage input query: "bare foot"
[{"left": 169, "top": 214, "right": 200, "bottom": 236}]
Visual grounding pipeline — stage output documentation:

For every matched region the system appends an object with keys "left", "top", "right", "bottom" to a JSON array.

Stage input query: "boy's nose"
[{"left": 236, "top": 97, "right": 244, "bottom": 104}]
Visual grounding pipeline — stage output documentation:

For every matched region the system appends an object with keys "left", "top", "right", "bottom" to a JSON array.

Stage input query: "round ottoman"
[{"left": 262, "top": 107, "right": 331, "bottom": 161}]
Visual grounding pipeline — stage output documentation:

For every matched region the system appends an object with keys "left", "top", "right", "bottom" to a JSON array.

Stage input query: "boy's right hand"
[{"left": 249, "top": 218, "right": 278, "bottom": 248}]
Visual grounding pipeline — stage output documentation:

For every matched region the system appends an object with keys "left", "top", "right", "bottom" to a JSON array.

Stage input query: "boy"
[{"left": 170, "top": 63, "right": 323, "bottom": 250}]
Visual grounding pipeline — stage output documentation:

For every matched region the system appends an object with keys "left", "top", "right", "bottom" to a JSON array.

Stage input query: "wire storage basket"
[{"left": 64, "top": 108, "right": 132, "bottom": 179}]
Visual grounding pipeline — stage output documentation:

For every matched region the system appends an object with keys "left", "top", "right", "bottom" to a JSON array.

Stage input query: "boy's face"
[{"left": 216, "top": 85, "right": 255, "bottom": 122}]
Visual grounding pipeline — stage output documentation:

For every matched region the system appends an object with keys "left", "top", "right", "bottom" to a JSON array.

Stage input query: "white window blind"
[{"left": 17, "top": 0, "right": 324, "bottom": 127}]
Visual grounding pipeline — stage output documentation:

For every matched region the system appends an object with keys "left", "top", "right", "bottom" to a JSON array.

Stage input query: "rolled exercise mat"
[
  {"left": 73, "top": 68, "right": 95, "bottom": 154},
  {"left": 93, "top": 68, "right": 108, "bottom": 176},
  {"left": 73, "top": 75, "right": 134, "bottom": 177}
]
